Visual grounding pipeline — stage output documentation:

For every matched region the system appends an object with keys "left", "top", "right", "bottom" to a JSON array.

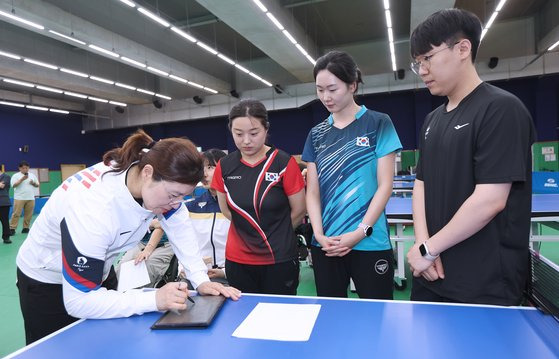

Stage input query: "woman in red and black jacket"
[{"left": 212, "top": 99, "right": 306, "bottom": 295}]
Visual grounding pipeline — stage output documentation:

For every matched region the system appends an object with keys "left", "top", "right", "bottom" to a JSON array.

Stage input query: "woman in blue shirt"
[{"left": 302, "top": 51, "right": 402, "bottom": 299}]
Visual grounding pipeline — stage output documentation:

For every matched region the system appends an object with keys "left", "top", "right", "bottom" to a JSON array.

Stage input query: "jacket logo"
[
  {"left": 454, "top": 123, "right": 470, "bottom": 130},
  {"left": 74, "top": 257, "right": 90, "bottom": 272},
  {"left": 356, "top": 137, "right": 369, "bottom": 147},
  {"left": 197, "top": 201, "right": 207, "bottom": 208},
  {"left": 227, "top": 176, "right": 242, "bottom": 180},
  {"left": 265, "top": 172, "right": 279, "bottom": 182},
  {"left": 424, "top": 125, "right": 430, "bottom": 140}
]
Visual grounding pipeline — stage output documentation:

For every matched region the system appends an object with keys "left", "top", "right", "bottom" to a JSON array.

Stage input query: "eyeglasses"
[
  {"left": 168, "top": 198, "right": 193, "bottom": 207},
  {"left": 410, "top": 41, "right": 460, "bottom": 75},
  {"left": 162, "top": 183, "right": 190, "bottom": 206}
]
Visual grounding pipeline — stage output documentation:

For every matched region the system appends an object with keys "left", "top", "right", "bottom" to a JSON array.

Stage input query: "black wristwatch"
[
  {"left": 358, "top": 223, "right": 373, "bottom": 237},
  {"left": 419, "top": 241, "right": 438, "bottom": 261}
]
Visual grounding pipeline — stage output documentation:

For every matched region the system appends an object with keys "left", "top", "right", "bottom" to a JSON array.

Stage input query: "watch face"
[
  {"left": 419, "top": 244, "right": 427, "bottom": 256},
  {"left": 365, "top": 226, "right": 373, "bottom": 236}
]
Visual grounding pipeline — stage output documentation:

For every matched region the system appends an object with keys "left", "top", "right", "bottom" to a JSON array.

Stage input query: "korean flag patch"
[
  {"left": 265, "top": 172, "right": 279, "bottom": 182},
  {"left": 356, "top": 136, "right": 370, "bottom": 147}
]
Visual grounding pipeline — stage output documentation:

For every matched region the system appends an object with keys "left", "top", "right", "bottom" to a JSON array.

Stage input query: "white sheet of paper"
[
  {"left": 232, "top": 303, "right": 321, "bottom": 341},
  {"left": 117, "top": 260, "right": 151, "bottom": 291}
]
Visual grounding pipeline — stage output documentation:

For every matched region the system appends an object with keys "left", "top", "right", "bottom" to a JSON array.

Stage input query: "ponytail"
[
  {"left": 103, "top": 129, "right": 153, "bottom": 173},
  {"left": 103, "top": 128, "right": 204, "bottom": 185}
]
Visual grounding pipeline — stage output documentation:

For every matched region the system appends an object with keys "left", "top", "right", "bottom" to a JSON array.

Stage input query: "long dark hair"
[{"left": 103, "top": 129, "right": 203, "bottom": 185}]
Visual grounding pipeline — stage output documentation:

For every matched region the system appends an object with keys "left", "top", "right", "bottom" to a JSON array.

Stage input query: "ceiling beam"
[{"left": 196, "top": 0, "right": 319, "bottom": 82}]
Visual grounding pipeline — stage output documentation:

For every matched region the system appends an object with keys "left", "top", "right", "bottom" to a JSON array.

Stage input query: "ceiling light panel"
[
  {"left": 64, "top": 91, "right": 88, "bottom": 98},
  {"left": 137, "top": 7, "right": 170, "bottom": 27},
  {"left": 26, "top": 105, "right": 49, "bottom": 111},
  {"left": 251, "top": 1, "right": 315, "bottom": 66},
  {"left": 0, "top": 100, "right": 69, "bottom": 114},
  {"left": 3, "top": 78, "right": 35, "bottom": 87},
  {"left": 383, "top": 1, "right": 397, "bottom": 71},
  {"left": 119, "top": 0, "right": 136, "bottom": 7},
  {"left": 23, "top": 58, "right": 58, "bottom": 70},
  {"left": 60, "top": 67, "right": 89, "bottom": 78},
  {"left": 121, "top": 56, "right": 147, "bottom": 68},
  {"left": 147, "top": 66, "right": 169, "bottom": 76},
  {"left": 36, "top": 85, "right": 64, "bottom": 93},
  {"left": 480, "top": 0, "right": 508, "bottom": 41},
  {"left": 49, "top": 108, "right": 69, "bottom": 114},
  {"left": 0, "top": 101, "right": 25, "bottom": 107},
  {"left": 0, "top": 50, "right": 21, "bottom": 60},
  {"left": 0, "top": 10, "right": 44, "bottom": 30},
  {"left": 548, "top": 40, "right": 559, "bottom": 51},
  {"left": 48, "top": 30, "right": 86, "bottom": 45},
  {"left": 90, "top": 76, "right": 114, "bottom": 85},
  {"left": 170, "top": 27, "right": 197, "bottom": 43},
  {"left": 88, "top": 44, "right": 120, "bottom": 58}
]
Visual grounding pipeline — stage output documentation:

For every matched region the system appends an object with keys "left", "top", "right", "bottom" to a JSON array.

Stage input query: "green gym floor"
[{"left": 1, "top": 218, "right": 558, "bottom": 357}]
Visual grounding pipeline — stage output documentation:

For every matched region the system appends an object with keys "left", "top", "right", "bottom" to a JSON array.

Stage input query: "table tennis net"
[{"left": 527, "top": 250, "right": 559, "bottom": 321}]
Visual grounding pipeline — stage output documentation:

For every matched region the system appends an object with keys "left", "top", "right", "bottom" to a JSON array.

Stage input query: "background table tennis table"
[
  {"left": 6, "top": 293, "right": 559, "bottom": 359},
  {"left": 385, "top": 194, "right": 559, "bottom": 289}
]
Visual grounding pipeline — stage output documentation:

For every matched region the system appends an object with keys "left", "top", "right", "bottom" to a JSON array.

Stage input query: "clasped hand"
[
  {"left": 406, "top": 242, "right": 445, "bottom": 282},
  {"left": 316, "top": 229, "right": 363, "bottom": 257}
]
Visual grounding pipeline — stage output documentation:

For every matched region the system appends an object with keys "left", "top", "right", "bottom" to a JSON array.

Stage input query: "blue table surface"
[
  {"left": 385, "top": 194, "right": 559, "bottom": 219},
  {"left": 8, "top": 294, "right": 559, "bottom": 359},
  {"left": 394, "top": 175, "right": 416, "bottom": 181}
]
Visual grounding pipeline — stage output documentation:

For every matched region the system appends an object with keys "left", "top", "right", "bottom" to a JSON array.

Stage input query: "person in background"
[
  {"left": 16, "top": 129, "right": 240, "bottom": 344},
  {"left": 212, "top": 99, "right": 306, "bottom": 295},
  {"left": 187, "top": 149, "right": 230, "bottom": 283},
  {"left": 116, "top": 218, "right": 174, "bottom": 287},
  {"left": 298, "top": 161, "right": 308, "bottom": 185},
  {"left": 406, "top": 9, "right": 535, "bottom": 306},
  {"left": 10, "top": 161, "right": 39, "bottom": 235},
  {"left": 302, "top": 50, "right": 402, "bottom": 299},
  {"left": 0, "top": 169, "right": 11, "bottom": 244}
]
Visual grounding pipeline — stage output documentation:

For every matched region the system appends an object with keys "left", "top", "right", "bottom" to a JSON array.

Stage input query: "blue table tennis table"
[
  {"left": 394, "top": 174, "right": 416, "bottom": 181},
  {"left": 385, "top": 194, "right": 559, "bottom": 289},
  {"left": 392, "top": 181, "right": 414, "bottom": 195},
  {"left": 6, "top": 293, "right": 559, "bottom": 359}
]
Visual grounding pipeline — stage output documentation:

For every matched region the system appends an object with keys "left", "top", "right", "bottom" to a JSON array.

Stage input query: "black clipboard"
[{"left": 151, "top": 295, "right": 226, "bottom": 329}]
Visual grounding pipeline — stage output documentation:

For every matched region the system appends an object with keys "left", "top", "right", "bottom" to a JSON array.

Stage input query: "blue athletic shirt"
[{"left": 302, "top": 105, "right": 402, "bottom": 251}]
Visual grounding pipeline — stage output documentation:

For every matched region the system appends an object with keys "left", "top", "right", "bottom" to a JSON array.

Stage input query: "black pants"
[
  {"left": 0, "top": 205, "right": 10, "bottom": 241},
  {"left": 17, "top": 266, "right": 118, "bottom": 344},
  {"left": 410, "top": 279, "right": 458, "bottom": 303},
  {"left": 311, "top": 247, "right": 394, "bottom": 299},
  {"left": 225, "top": 259, "right": 299, "bottom": 295}
]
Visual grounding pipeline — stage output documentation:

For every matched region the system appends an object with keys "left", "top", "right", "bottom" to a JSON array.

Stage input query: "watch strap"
[{"left": 421, "top": 241, "right": 438, "bottom": 261}]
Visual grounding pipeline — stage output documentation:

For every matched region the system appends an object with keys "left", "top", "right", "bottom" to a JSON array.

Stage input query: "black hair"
[
  {"left": 202, "top": 148, "right": 227, "bottom": 167},
  {"left": 228, "top": 99, "right": 269, "bottom": 131},
  {"left": 313, "top": 51, "right": 364, "bottom": 92},
  {"left": 18, "top": 161, "right": 29, "bottom": 168},
  {"left": 410, "top": 8, "right": 482, "bottom": 62}
]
